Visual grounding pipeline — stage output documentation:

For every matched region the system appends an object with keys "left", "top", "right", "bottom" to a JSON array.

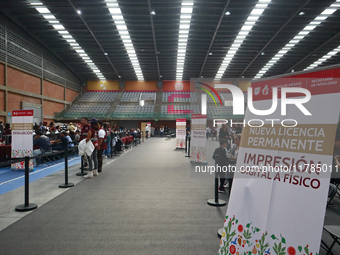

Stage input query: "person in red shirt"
[
  {"left": 80, "top": 117, "right": 90, "bottom": 141},
  {"left": 84, "top": 118, "right": 99, "bottom": 179}
]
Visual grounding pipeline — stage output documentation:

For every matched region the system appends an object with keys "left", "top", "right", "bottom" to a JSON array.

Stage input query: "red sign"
[
  {"left": 12, "top": 110, "right": 34, "bottom": 117},
  {"left": 176, "top": 119, "right": 187, "bottom": 122},
  {"left": 251, "top": 67, "right": 340, "bottom": 101},
  {"left": 191, "top": 114, "right": 207, "bottom": 119}
]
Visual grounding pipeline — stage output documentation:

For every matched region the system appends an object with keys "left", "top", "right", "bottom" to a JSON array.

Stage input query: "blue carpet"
[{"left": 0, "top": 156, "right": 81, "bottom": 195}]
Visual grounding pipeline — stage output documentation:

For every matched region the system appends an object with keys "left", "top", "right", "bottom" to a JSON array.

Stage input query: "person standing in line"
[
  {"left": 160, "top": 126, "right": 164, "bottom": 138},
  {"left": 145, "top": 124, "right": 150, "bottom": 139},
  {"left": 97, "top": 120, "right": 107, "bottom": 173},
  {"left": 103, "top": 122, "right": 111, "bottom": 158},
  {"left": 212, "top": 139, "right": 229, "bottom": 193},
  {"left": 80, "top": 117, "right": 91, "bottom": 169},
  {"left": 84, "top": 119, "right": 99, "bottom": 179}
]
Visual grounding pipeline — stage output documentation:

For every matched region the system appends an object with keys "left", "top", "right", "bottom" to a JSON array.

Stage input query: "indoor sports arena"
[{"left": 1, "top": 1, "right": 340, "bottom": 254}]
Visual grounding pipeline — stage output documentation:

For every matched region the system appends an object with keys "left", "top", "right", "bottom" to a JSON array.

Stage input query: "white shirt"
[{"left": 98, "top": 129, "right": 106, "bottom": 138}]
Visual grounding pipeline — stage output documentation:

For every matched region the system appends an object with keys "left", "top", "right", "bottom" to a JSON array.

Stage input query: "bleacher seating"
[
  {"left": 67, "top": 104, "right": 111, "bottom": 113},
  {"left": 113, "top": 105, "right": 155, "bottom": 118},
  {"left": 161, "top": 105, "right": 200, "bottom": 116},
  {"left": 121, "top": 92, "right": 156, "bottom": 102},
  {"left": 162, "top": 92, "right": 197, "bottom": 102},
  {"left": 207, "top": 105, "right": 233, "bottom": 117},
  {"left": 79, "top": 91, "right": 118, "bottom": 102},
  {"left": 121, "top": 92, "right": 141, "bottom": 102}
]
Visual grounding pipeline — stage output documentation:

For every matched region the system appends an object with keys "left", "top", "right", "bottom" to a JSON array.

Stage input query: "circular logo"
[{"left": 175, "top": 83, "right": 183, "bottom": 91}]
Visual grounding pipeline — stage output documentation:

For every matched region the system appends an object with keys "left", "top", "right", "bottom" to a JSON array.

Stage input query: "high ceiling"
[{"left": 1, "top": 0, "right": 340, "bottom": 82}]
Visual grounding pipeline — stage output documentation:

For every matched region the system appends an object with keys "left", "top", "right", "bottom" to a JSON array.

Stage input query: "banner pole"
[
  {"left": 15, "top": 157, "right": 38, "bottom": 212},
  {"left": 59, "top": 149, "right": 74, "bottom": 188},
  {"left": 185, "top": 136, "right": 191, "bottom": 157},
  {"left": 207, "top": 164, "right": 226, "bottom": 207}
]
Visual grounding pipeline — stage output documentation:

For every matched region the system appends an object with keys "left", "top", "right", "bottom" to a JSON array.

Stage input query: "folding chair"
[{"left": 321, "top": 225, "right": 340, "bottom": 255}]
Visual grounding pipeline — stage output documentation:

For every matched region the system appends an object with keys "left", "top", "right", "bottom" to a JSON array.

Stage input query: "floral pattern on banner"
[
  {"left": 219, "top": 215, "right": 318, "bottom": 255},
  {"left": 176, "top": 139, "right": 185, "bottom": 148},
  {"left": 11, "top": 149, "right": 34, "bottom": 170},
  {"left": 190, "top": 146, "right": 206, "bottom": 163}
]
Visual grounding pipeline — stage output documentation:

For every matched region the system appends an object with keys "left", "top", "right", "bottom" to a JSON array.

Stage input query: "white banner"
[
  {"left": 11, "top": 110, "right": 34, "bottom": 170},
  {"left": 219, "top": 69, "right": 340, "bottom": 255},
  {"left": 190, "top": 114, "right": 207, "bottom": 163},
  {"left": 176, "top": 118, "right": 186, "bottom": 148}
]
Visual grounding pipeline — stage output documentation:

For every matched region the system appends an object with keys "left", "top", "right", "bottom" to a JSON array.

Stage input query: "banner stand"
[{"left": 176, "top": 118, "right": 186, "bottom": 149}]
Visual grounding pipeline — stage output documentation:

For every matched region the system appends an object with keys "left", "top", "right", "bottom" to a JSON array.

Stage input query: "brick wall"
[
  {"left": 7, "top": 92, "right": 41, "bottom": 112},
  {"left": 0, "top": 90, "right": 4, "bottom": 111},
  {"left": 7, "top": 67, "right": 41, "bottom": 94},
  {"left": 65, "top": 88, "right": 78, "bottom": 102},
  {"left": 43, "top": 80, "right": 64, "bottom": 101},
  {"left": 0, "top": 63, "right": 4, "bottom": 86},
  {"left": 43, "top": 100, "right": 64, "bottom": 116}
]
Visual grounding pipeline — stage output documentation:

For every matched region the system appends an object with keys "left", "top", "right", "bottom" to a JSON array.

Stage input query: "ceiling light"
[
  {"left": 181, "top": 8, "right": 193, "bottom": 14},
  {"left": 150, "top": 10, "right": 156, "bottom": 15},
  {"left": 261, "top": 52, "right": 265, "bottom": 55},
  {"left": 36, "top": 7, "right": 50, "bottom": 14},
  {"left": 209, "top": 52, "right": 213, "bottom": 55},
  {"left": 214, "top": 0, "right": 271, "bottom": 79},
  {"left": 53, "top": 24, "right": 65, "bottom": 30},
  {"left": 104, "top": 53, "right": 108, "bottom": 56},
  {"left": 225, "top": 11, "right": 231, "bottom": 15},
  {"left": 255, "top": 0, "right": 339, "bottom": 79},
  {"left": 299, "top": 11, "right": 305, "bottom": 15},
  {"left": 43, "top": 15, "right": 55, "bottom": 19},
  {"left": 105, "top": 0, "right": 144, "bottom": 80},
  {"left": 304, "top": 45, "right": 340, "bottom": 70},
  {"left": 77, "top": 10, "right": 81, "bottom": 15}
]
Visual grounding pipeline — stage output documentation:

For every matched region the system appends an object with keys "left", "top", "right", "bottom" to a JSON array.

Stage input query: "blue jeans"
[
  {"left": 104, "top": 142, "right": 111, "bottom": 156},
  {"left": 33, "top": 149, "right": 42, "bottom": 164}
]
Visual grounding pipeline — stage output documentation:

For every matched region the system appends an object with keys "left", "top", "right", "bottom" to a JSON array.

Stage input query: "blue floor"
[{"left": 0, "top": 156, "right": 81, "bottom": 196}]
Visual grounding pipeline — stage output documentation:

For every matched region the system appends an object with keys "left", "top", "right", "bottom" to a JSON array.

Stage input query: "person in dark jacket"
[
  {"left": 212, "top": 139, "right": 229, "bottom": 192},
  {"left": 219, "top": 124, "right": 229, "bottom": 140}
]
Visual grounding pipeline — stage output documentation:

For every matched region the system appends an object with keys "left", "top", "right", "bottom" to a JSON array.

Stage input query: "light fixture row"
[
  {"left": 254, "top": 0, "right": 340, "bottom": 79},
  {"left": 215, "top": 0, "right": 272, "bottom": 80},
  {"left": 105, "top": 0, "right": 144, "bottom": 80},
  {"left": 304, "top": 46, "right": 340, "bottom": 70},
  {"left": 31, "top": 1, "right": 105, "bottom": 80},
  {"left": 176, "top": 1, "right": 194, "bottom": 81}
]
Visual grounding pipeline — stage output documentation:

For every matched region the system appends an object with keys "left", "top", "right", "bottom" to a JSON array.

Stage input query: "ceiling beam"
[
  {"left": 147, "top": 0, "right": 161, "bottom": 80},
  {"left": 238, "top": 0, "right": 311, "bottom": 78},
  {"left": 66, "top": 0, "right": 120, "bottom": 79},
  {"left": 198, "top": 0, "right": 231, "bottom": 78}
]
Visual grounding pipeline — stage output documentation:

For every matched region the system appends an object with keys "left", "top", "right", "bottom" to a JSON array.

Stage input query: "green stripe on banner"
[{"left": 197, "top": 87, "right": 217, "bottom": 106}]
